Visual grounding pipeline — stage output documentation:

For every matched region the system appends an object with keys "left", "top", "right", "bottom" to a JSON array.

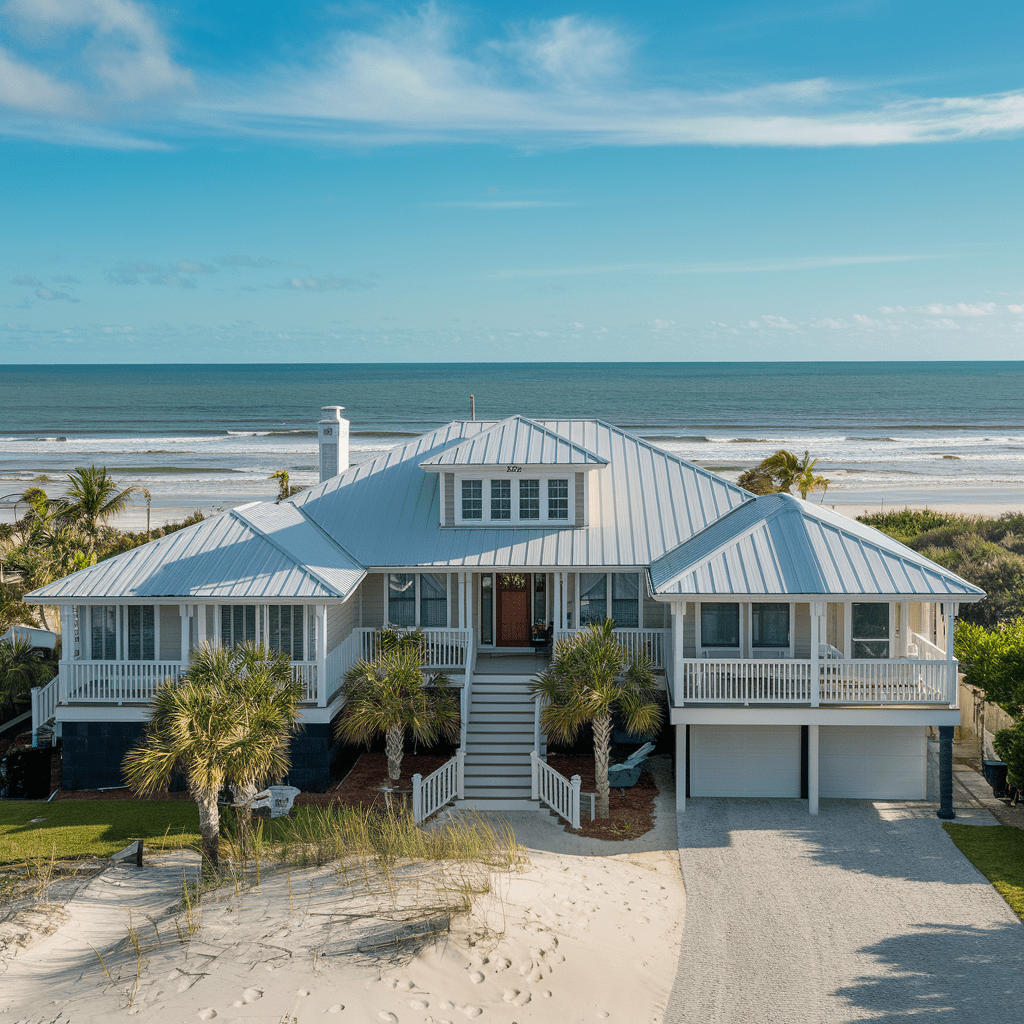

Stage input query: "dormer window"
[
  {"left": 519, "top": 479, "right": 540, "bottom": 519},
  {"left": 548, "top": 479, "right": 569, "bottom": 519},
  {"left": 449, "top": 472, "right": 580, "bottom": 526},
  {"left": 490, "top": 479, "right": 511, "bottom": 520},
  {"left": 462, "top": 479, "right": 482, "bottom": 520}
]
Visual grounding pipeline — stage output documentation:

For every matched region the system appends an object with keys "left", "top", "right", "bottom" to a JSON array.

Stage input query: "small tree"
[
  {"left": 269, "top": 470, "right": 305, "bottom": 502},
  {"left": 60, "top": 466, "right": 137, "bottom": 555},
  {"left": 531, "top": 619, "right": 662, "bottom": 819},
  {"left": 123, "top": 643, "right": 303, "bottom": 870},
  {"left": 739, "top": 449, "right": 830, "bottom": 500},
  {"left": 0, "top": 636, "right": 53, "bottom": 721},
  {"left": 335, "top": 630, "right": 461, "bottom": 784}
]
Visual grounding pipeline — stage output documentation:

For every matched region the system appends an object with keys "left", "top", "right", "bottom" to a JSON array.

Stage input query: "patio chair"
[{"left": 608, "top": 742, "right": 655, "bottom": 791}]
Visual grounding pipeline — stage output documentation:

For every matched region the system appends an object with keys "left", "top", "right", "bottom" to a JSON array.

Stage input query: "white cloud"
[
  {"left": 922, "top": 302, "right": 999, "bottom": 316},
  {"left": 504, "top": 15, "right": 630, "bottom": 86},
  {"left": 0, "top": 45, "right": 81, "bottom": 114},
  {"left": 282, "top": 275, "right": 376, "bottom": 292},
  {"left": 174, "top": 260, "right": 217, "bottom": 274}
]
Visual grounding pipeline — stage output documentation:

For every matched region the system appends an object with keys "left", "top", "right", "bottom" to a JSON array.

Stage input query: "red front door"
[{"left": 497, "top": 573, "right": 531, "bottom": 646}]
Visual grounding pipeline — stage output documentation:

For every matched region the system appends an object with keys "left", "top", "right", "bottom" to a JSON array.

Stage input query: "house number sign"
[
  {"left": 323, "top": 427, "right": 333, "bottom": 435},
  {"left": 506, "top": 465, "right": 522, "bottom": 472}
]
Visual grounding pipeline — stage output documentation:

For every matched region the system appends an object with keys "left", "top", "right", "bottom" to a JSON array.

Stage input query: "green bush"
[{"left": 994, "top": 722, "right": 1024, "bottom": 790}]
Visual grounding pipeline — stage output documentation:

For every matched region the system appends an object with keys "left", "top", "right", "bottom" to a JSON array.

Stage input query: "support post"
[
  {"left": 179, "top": 605, "right": 190, "bottom": 667},
  {"left": 31, "top": 687, "right": 40, "bottom": 748},
  {"left": 937, "top": 724, "right": 956, "bottom": 819},
  {"left": 675, "top": 723, "right": 687, "bottom": 812},
  {"left": 411, "top": 774, "right": 422, "bottom": 824},
  {"left": 316, "top": 604, "right": 327, "bottom": 707},
  {"left": 671, "top": 602, "right": 685, "bottom": 707},
  {"left": 530, "top": 750, "right": 539, "bottom": 800},
  {"left": 570, "top": 774, "right": 581, "bottom": 829},
  {"left": 811, "top": 602, "right": 823, "bottom": 707},
  {"left": 457, "top": 748, "right": 466, "bottom": 799},
  {"left": 808, "top": 724, "right": 819, "bottom": 815}
]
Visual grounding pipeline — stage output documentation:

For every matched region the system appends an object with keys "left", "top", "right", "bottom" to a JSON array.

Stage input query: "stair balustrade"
[
  {"left": 412, "top": 752, "right": 463, "bottom": 824},
  {"left": 531, "top": 750, "right": 581, "bottom": 829}
]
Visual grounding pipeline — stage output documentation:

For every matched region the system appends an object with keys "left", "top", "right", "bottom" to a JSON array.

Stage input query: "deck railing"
[
  {"left": 289, "top": 662, "right": 318, "bottom": 703},
  {"left": 31, "top": 674, "right": 60, "bottom": 742},
  {"left": 354, "top": 627, "right": 473, "bottom": 669},
  {"left": 554, "top": 628, "right": 671, "bottom": 669},
  {"left": 60, "top": 661, "right": 184, "bottom": 702},
  {"left": 531, "top": 750, "right": 581, "bottom": 828},
  {"left": 412, "top": 751, "right": 463, "bottom": 824},
  {"left": 675, "top": 657, "right": 955, "bottom": 705},
  {"left": 909, "top": 632, "right": 946, "bottom": 660}
]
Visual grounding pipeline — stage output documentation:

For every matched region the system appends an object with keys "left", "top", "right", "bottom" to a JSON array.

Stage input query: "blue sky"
[{"left": 2, "top": 0, "right": 1022, "bottom": 363}]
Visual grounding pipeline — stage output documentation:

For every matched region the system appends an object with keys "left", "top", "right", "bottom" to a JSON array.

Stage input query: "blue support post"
[{"left": 937, "top": 725, "right": 956, "bottom": 820}]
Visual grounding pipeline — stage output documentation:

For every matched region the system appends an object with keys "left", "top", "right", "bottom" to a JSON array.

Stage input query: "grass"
[
  {"left": 0, "top": 801, "right": 201, "bottom": 865},
  {"left": 943, "top": 823, "right": 1024, "bottom": 921}
]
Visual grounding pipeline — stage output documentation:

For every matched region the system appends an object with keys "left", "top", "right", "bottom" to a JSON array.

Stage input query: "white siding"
[
  {"left": 158, "top": 605, "right": 181, "bottom": 660},
  {"left": 360, "top": 573, "right": 386, "bottom": 628},
  {"left": 326, "top": 599, "right": 357, "bottom": 654},
  {"left": 794, "top": 602, "right": 811, "bottom": 658},
  {"left": 683, "top": 602, "right": 696, "bottom": 657},
  {"left": 643, "top": 591, "right": 667, "bottom": 629},
  {"left": 819, "top": 726, "right": 927, "bottom": 800},
  {"left": 689, "top": 725, "right": 802, "bottom": 798}
]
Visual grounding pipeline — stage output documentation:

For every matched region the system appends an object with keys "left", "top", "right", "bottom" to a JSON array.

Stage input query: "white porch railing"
[
  {"left": 354, "top": 627, "right": 473, "bottom": 669},
  {"left": 289, "top": 662, "right": 318, "bottom": 703},
  {"left": 554, "top": 628, "right": 671, "bottom": 669},
  {"left": 531, "top": 750, "right": 581, "bottom": 828},
  {"left": 676, "top": 658, "right": 956, "bottom": 705},
  {"left": 412, "top": 751, "right": 464, "bottom": 824},
  {"left": 31, "top": 674, "right": 59, "bottom": 741},
  {"left": 909, "top": 632, "right": 946, "bottom": 660},
  {"left": 60, "top": 661, "right": 184, "bottom": 702}
]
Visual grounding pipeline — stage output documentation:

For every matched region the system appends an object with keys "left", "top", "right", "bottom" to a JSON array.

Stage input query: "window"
[
  {"left": 127, "top": 605, "right": 155, "bottom": 661},
  {"left": 420, "top": 573, "right": 448, "bottom": 627},
  {"left": 701, "top": 603, "right": 739, "bottom": 648},
  {"left": 221, "top": 605, "right": 257, "bottom": 648},
  {"left": 480, "top": 575, "right": 494, "bottom": 645},
  {"left": 388, "top": 573, "right": 416, "bottom": 626},
  {"left": 852, "top": 603, "right": 889, "bottom": 659},
  {"left": 752, "top": 603, "right": 790, "bottom": 648},
  {"left": 534, "top": 575, "right": 546, "bottom": 623},
  {"left": 519, "top": 479, "right": 540, "bottom": 519},
  {"left": 462, "top": 479, "right": 482, "bottom": 520},
  {"left": 611, "top": 573, "right": 639, "bottom": 628},
  {"left": 90, "top": 605, "right": 117, "bottom": 660},
  {"left": 548, "top": 479, "right": 569, "bottom": 520},
  {"left": 579, "top": 573, "right": 608, "bottom": 625},
  {"left": 490, "top": 479, "right": 511, "bottom": 520},
  {"left": 268, "top": 605, "right": 305, "bottom": 661}
]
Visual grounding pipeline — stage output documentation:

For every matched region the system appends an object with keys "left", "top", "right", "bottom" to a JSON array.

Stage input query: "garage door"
[
  {"left": 819, "top": 726, "right": 926, "bottom": 800},
  {"left": 689, "top": 725, "right": 802, "bottom": 797}
]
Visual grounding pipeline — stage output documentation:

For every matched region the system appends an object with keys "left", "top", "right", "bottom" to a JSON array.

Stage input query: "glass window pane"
[
  {"left": 701, "top": 603, "right": 740, "bottom": 647},
  {"left": 292, "top": 606, "right": 304, "bottom": 660},
  {"left": 852, "top": 639, "right": 890, "bottom": 659},
  {"left": 490, "top": 479, "right": 511, "bottom": 520},
  {"left": 752, "top": 603, "right": 790, "bottom": 647},
  {"left": 461, "top": 479, "right": 482, "bottom": 520},
  {"left": 480, "top": 574, "right": 493, "bottom": 644},
  {"left": 534, "top": 574, "right": 546, "bottom": 623},
  {"left": 388, "top": 573, "right": 416, "bottom": 626},
  {"left": 128, "top": 606, "right": 141, "bottom": 660},
  {"left": 548, "top": 479, "right": 569, "bottom": 520},
  {"left": 611, "top": 573, "right": 639, "bottom": 628},
  {"left": 852, "top": 603, "right": 889, "bottom": 658},
  {"left": 520, "top": 479, "right": 540, "bottom": 519},
  {"left": 579, "top": 573, "right": 607, "bottom": 625},
  {"left": 91, "top": 605, "right": 117, "bottom": 660},
  {"left": 420, "top": 573, "right": 448, "bottom": 627}
]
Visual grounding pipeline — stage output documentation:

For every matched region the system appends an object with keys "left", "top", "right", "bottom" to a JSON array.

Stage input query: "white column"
[
  {"left": 196, "top": 604, "right": 207, "bottom": 648},
  {"left": 811, "top": 601, "right": 823, "bottom": 707},
  {"left": 316, "top": 604, "right": 327, "bottom": 707},
  {"left": 458, "top": 572, "right": 467, "bottom": 631},
  {"left": 946, "top": 603, "right": 957, "bottom": 704},
  {"left": 179, "top": 604, "right": 190, "bottom": 666},
  {"left": 808, "top": 724, "right": 819, "bottom": 815},
  {"left": 671, "top": 602, "right": 686, "bottom": 707},
  {"left": 60, "top": 605, "right": 72, "bottom": 662},
  {"left": 553, "top": 572, "right": 562, "bottom": 631},
  {"left": 675, "top": 723, "right": 687, "bottom": 812}
]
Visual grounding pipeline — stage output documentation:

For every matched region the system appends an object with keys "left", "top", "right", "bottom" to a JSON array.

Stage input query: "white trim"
[{"left": 671, "top": 706, "right": 961, "bottom": 726}]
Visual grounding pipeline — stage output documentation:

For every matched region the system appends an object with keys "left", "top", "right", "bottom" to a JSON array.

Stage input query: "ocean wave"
[
  {"left": 845, "top": 436, "right": 897, "bottom": 442},
  {"left": 641, "top": 434, "right": 711, "bottom": 442},
  {"left": 728, "top": 437, "right": 770, "bottom": 443}
]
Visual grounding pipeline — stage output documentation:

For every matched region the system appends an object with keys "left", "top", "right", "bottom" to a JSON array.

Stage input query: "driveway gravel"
[{"left": 664, "top": 799, "right": 1024, "bottom": 1023}]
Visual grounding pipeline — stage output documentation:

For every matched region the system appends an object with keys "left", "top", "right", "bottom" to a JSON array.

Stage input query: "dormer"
[{"left": 419, "top": 415, "right": 608, "bottom": 528}]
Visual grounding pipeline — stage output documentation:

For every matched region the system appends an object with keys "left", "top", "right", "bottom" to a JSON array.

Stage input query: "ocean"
[{"left": 1, "top": 362, "right": 1023, "bottom": 508}]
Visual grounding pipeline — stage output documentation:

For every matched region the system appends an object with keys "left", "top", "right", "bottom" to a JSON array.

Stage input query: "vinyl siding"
[
  {"left": 360, "top": 573, "right": 387, "bottom": 628},
  {"left": 326, "top": 598, "right": 356, "bottom": 653}
]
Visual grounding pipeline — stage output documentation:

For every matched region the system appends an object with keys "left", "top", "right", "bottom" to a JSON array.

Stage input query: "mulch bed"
[
  {"left": 547, "top": 753, "right": 658, "bottom": 841},
  {"left": 299, "top": 752, "right": 452, "bottom": 810}
]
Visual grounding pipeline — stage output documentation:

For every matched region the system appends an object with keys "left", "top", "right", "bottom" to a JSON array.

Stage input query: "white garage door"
[
  {"left": 689, "top": 725, "right": 802, "bottom": 797},
  {"left": 819, "top": 726, "right": 926, "bottom": 800}
]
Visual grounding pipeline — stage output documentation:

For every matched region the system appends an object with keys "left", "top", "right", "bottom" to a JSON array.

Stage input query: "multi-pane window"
[
  {"left": 90, "top": 605, "right": 117, "bottom": 660},
  {"left": 388, "top": 573, "right": 416, "bottom": 626},
  {"left": 519, "top": 479, "right": 540, "bottom": 519},
  {"left": 752, "top": 603, "right": 790, "bottom": 648},
  {"left": 701, "top": 603, "right": 740, "bottom": 647},
  {"left": 461, "top": 479, "right": 482, "bottom": 520},
  {"left": 127, "top": 605, "right": 155, "bottom": 661},
  {"left": 579, "top": 573, "right": 608, "bottom": 625},
  {"left": 611, "top": 573, "right": 639, "bottom": 628},
  {"left": 480, "top": 575, "right": 494, "bottom": 645},
  {"left": 852, "top": 603, "right": 889, "bottom": 659},
  {"left": 221, "top": 605, "right": 257, "bottom": 648},
  {"left": 490, "top": 479, "right": 511, "bottom": 520},
  {"left": 419, "top": 573, "right": 448, "bottom": 627},
  {"left": 268, "top": 605, "right": 305, "bottom": 661},
  {"left": 548, "top": 479, "right": 569, "bottom": 520}
]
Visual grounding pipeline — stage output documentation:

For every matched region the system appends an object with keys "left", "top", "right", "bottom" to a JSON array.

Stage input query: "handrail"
[
  {"left": 554, "top": 628, "right": 671, "bottom": 669},
  {"left": 531, "top": 750, "right": 580, "bottom": 828},
  {"left": 909, "top": 631, "right": 945, "bottom": 660},
  {"left": 412, "top": 753, "right": 461, "bottom": 824},
  {"left": 31, "top": 674, "right": 59, "bottom": 744}
]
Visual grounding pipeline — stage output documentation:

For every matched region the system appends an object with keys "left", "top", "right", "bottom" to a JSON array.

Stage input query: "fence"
[{"left": 412, "top": 751, "right": 463, "bottom": 824}]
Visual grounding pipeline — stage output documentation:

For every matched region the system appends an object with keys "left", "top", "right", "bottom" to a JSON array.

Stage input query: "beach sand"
[{"left": 0, "top": 761, "right": 684, "bottom": 1024}]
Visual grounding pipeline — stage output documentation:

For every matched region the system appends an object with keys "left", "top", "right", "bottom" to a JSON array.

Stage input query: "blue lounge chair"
[{"left": 608, "top": 742, "right": 655, "bottom": 790}]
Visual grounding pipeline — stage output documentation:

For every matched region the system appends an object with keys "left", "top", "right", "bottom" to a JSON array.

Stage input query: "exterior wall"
[
  {"left": 158, "top": 604, "right": 181, "bottom": 660},
  {"left": 826, "top": 602, "right": 845, "bottom": 653},
  {"left": 326, "top": 598, "right": 357, "bottom": 654},
  {"left": 643, "top": 589, "right": 667, "bottom": 629},
  {"left": 683, "top": 602, "right": 696, "bottom": 657},
  {"left": 360, "top": 573, "right": 387, "bottom": 628},
  {"left": 283, "top": 722, "right": 335, "bottom": 792},
  {"left": 794, "top": 602, "right": 811, "bottom": 658},
  {"left": 818, "top": 725, "right": 927, "bottom": 799},
  {"left": 61, "top": 720, "right": 148, "bottom": 790}
]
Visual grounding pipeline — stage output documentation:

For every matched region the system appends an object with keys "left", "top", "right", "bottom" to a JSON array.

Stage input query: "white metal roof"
[
  {"left": 648, "top": 492, "right": 985, "bottom": 599},
  {"left": 289, "top": 419, "right": 752, "bottom": 569},
  {"left": 25, "top": 502, "right": 365, "bottom": 602},
  {"left": 418, "top": 415, "right": 608, "bottom": 468}
]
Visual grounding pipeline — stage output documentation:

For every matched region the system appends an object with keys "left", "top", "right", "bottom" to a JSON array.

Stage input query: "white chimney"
[{"left": 318, "top": 406, "right": 349, "bottom": 482}]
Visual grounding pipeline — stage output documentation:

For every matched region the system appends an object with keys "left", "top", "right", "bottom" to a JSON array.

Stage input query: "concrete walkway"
[{"left": 664, "top": 799, "right": 1024, "bottom": 1024}]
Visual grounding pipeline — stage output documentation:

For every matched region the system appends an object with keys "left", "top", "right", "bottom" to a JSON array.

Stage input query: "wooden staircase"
[{"left": 458, "top": 673, "right": 540, "bottom": 811}]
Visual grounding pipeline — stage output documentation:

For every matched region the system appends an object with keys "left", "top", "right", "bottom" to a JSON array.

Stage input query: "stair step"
[
  {"left": 466, "top": 752, "right": 533, "bottom": 763},
  {"left": 465, "top": 746, "right": 534, "bottom": 757},
  {"left": 463, "top": 788, "right": 533, "bottom": 800},
  {"left": 470, "top": 699, "right": 534, "bottom": 710},
  {"left": 470, "top": 714, "right": 535, "bottom": 725},
  {"left": 464, "top": 763, "right": 532, "bottom": 776},
  {"left": 467, "top": 723, "right": 536, "bottom": 734},
  {"left": 454, "top": 798, "right": 539, "bottom": 812}
]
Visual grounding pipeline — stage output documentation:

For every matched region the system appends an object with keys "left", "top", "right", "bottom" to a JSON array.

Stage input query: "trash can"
[{"left": 981, "top": 760, "right": 1009, "bottom": 799}]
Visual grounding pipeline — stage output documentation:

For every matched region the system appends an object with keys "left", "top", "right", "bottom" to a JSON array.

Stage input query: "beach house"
[{"left": 26, "top": 408, "right": 982, "bottom": 817}]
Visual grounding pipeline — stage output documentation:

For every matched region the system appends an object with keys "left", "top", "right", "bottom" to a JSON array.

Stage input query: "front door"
[{"left": 497, "top": 573, "right": 531, "bottom": 646}]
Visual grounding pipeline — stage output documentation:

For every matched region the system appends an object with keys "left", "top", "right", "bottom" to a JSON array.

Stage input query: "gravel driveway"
[{"left": 664, "top": 800, "right": 1024, "bottom": 1023}]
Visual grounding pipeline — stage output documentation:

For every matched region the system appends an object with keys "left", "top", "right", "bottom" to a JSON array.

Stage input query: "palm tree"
[
  {"left": 60, "top": 466, "right": 137, "bottom": 554},
  {"left": 531, "top": 619, "right": 662, "bottom": 819},
  {"left": 123, "top": 643, "right": 303, "bottom": 870},
  {"left": 0, "top": 635, "right": 47, "bottom": 720},
  {"left": 335, "top": 631, "right": 461, "bottom": 784},
  {"left": 796, "top": 460, "right": 830, "bottom": 501},
  {"left": 269, "top": 470, "right": 305, "bottom": 502}
]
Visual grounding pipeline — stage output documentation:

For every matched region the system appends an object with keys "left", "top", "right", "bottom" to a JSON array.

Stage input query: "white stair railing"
[
  {"left": 412, "top": 751, "right": 463, "bottom": 824},
  {"left": 909, "top": 632, "right": 945, "bottom": 660},
  {"left": 531, "top": 750, "right": 580, "bottom": 829},
  {"left": 30, "top": 674, "right": 59, "bottom": 746}
]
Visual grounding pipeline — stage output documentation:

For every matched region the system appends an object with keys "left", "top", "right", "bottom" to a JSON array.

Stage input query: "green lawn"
[
  {"left": 943, "top": 823, "right": 1024, "bottom": 921},
  {"left": 0, "top": 801, "right": 201, "bottom": 865}
]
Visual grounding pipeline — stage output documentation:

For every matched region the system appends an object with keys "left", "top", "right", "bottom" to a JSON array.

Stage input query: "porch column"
[
  {"left": 811, "top": 602, "right": 824, "bottom": 708},
  {"left": 458, "top": 572, "right": 467, "bottom": 631},
  {"left": 196, "top": 604, "right": 207, "bottom": 648},
  {"left": 675, "top": 723, "right": 687, "bottom": 812},
  {"left": 808, "top": 724, "right": 819, "bottom": 815},
  {"left": 670, "top": 602, "right": 685, "bottom": 707},
  {"left": 553, "top": 572, "right": 562, "bottom": 631},
  {"left": 937, "top": 724, "right": 956, "bottom": 819},
  {"left": 179, "top": 604, "right": 191, "bottom": 667},
  {"left": 316, "top": 604, "right": 327, "bottom": 707},
  {"left": 946, "top": 603, "right": 957, "bottom": 705},
  {"left": 60, "top": 604, "right": 72, "bottom": 661}
]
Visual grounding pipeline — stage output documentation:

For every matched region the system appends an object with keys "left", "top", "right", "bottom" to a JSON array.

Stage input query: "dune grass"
[
  {"left": 0, "top": 801, "right": 201, "bottom": 865},
  {"left": 943, "top": 823, "right": 1024, "bottom": 921}
]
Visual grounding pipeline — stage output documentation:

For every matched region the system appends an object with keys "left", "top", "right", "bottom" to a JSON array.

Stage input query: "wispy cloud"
[
  {"left": 219, "top": 254, "right": 280, "bottom": 268},
  {"left": 490, "top": 253, "right": 948, "bottom": 279},
  {"left": 281, "top": 275, "right": 376, "bottom": 292},
  {"left": 2, "top": 4, "right": 1024, "bottom": 150}
]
